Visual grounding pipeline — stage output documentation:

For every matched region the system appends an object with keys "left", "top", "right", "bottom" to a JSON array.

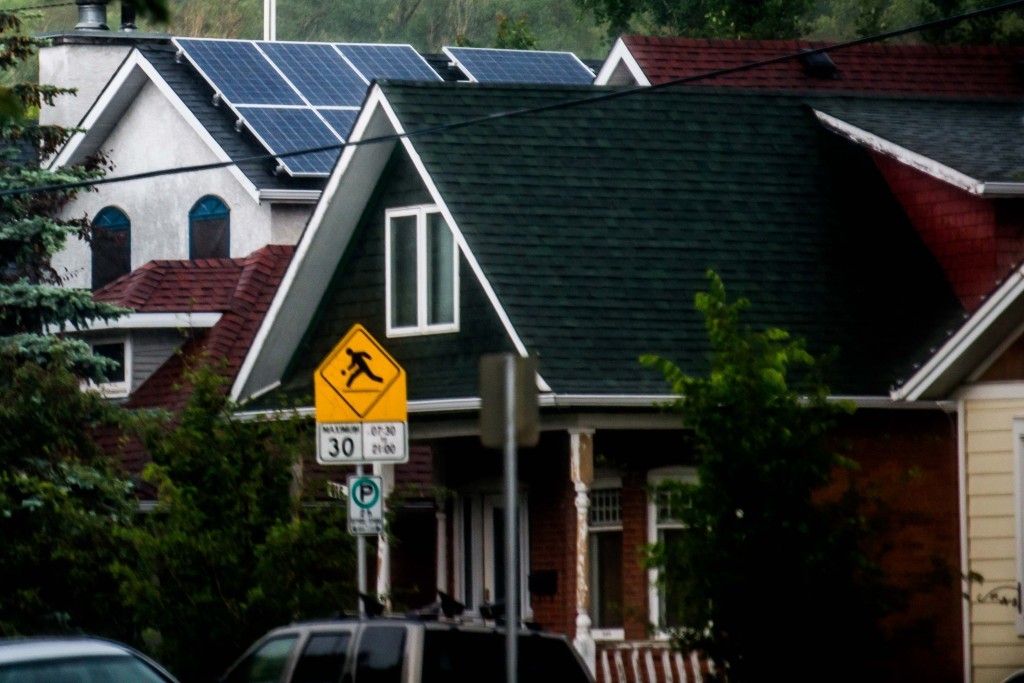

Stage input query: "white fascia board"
[
  {"left": 593, "top": 37, "right": 650, "bottom": 86},
  {"left": 232, "top": 85, "right": 397, "bottom": 403},
  {"left": 893, "top": 265, "right": 1024, "bottom": 401},
  {"left": 813, "top": 110, "right": 987, "bottom": 196},
  {"left": 50, "top": 49, "right": 261, "bottom": 204},
  {"left": 232, "top": 391, "right": 938, "bottom": 421},
  {"left": 393, "top": 104, "right": 553, "bottom": 393},
  {"left": 50, "top": 311, "right": 222, "bottom": 333}
]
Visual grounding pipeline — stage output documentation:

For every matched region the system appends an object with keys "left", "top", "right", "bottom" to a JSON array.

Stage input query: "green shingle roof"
[{"left": 371, "top": 82, "right": 962, "bottom": 398}]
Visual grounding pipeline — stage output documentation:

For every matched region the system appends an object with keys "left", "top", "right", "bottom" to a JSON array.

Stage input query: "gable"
[{"left": 274, "top": 147, "right": 515, "bottom": 403}]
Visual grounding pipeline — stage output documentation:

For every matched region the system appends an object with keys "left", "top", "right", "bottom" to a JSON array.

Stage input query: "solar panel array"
[
  {"left": 173, "top": 39, "right": 596, "bottom": 177},
  {"left": 174, "top": 38, "right": 442, "bottom": 176},
  {"left": 443, "top": 47, "right": 594, "bottom": 84}
]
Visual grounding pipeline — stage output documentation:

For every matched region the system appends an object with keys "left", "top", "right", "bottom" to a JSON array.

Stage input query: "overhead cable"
[{"left": 4, "top": 0, "right": 1024, "bottom": 198}]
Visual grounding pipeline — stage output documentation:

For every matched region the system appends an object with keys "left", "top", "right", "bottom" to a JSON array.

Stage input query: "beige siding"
[{"left": 965, "top": 397, "right": 1024, "bottom": 682}]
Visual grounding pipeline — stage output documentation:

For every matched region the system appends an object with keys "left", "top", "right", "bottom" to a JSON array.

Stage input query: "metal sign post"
[
  {"left": 503, "top": 355, "right": 518, "bottom": 683},
  {"left": 480, "top": 353, "right": 538, "bottom": 683}
]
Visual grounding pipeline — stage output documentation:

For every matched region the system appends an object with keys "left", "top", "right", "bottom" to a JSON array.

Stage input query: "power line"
[{"left": 4, "top": 0, "right": 1024, "bottom": 198}]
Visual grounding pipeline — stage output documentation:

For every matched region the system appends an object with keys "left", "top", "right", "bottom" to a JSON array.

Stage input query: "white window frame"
[
  {"left": 86, "top": 334, "right": 132, "bottom": 399},
  {"left": 453, "top": 489, "right": 532, "bottom": 622},
  {"left": 385, "top": 205, "right": 459, "bottom": 337},
  {"left": 589, "top": 476, "right": 624, "bottom": 641},
  {"left": 647, "top": 465, "right": 698, "bottom": 636},
  {"left": 1014, "top": 419, "right": 1024, "bottom": 636}
]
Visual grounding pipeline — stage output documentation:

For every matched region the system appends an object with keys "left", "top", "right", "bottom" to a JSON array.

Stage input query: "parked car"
[
  {"left": 221, "top": 617, "right": 594, "bottom": 683},
  {"left": 0, "top": 636, "right": 178, "bottom": 682}
]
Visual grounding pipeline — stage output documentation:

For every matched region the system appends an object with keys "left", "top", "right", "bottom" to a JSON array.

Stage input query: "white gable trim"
[
  {"left": 893, "top": 264, "right": 1024, "bottom": 401},
  {"left": 233, "top": 84, "right": 551, "bottom": 402},
  {"left": 813, "top": 110, "right": 1024, "bottom": 198},
  {"left": 50, "top": 49, "right": 261, "bottom": 204},
  {"left": 593, "top": 37, "right": 650, "bottom": 86},
  {"left": 232, "top": 85, "right": 397, "bottom": 402}
]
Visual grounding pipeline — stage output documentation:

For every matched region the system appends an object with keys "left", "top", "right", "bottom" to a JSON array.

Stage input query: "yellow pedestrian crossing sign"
[
  {"left": 315, "top": 324, "right": 406, "bottom": 423},
  {"left": 315, "top": 324, "right": 408, "bottom": 466}
]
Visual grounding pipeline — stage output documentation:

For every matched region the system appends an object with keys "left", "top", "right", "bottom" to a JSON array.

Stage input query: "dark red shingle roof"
[{"left": 619, "top": 36, "right": 1024, "bottom": 95}]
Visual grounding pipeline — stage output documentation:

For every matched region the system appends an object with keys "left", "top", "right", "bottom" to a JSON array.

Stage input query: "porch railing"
[{"left": 594, "top": 642, "right": 715, "bottom": 683}]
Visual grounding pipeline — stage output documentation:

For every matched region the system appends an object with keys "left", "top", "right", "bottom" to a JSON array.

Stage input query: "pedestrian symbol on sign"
[
  {"left": 318, "top": 326, "right": 403, "bottom": 420},
  {"left": 343, "top": 348, "right": 384, "bottom": 388}
]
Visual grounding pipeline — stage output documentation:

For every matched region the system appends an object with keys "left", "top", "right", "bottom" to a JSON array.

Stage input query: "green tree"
[
  {"left": 641, "top": 272, "right": 890, "bottom": 682},
  {"left": 116, "top": 359, "right": 357, "bottom": 682},
  {"left": 575, "top": 0, "right": 816, "bottom": 39},
  {"left": 0, "top": 357, "right": 139, "bottom": 638},
  {"left": 0, "top": 6, "right": 141, "bottom": 639},
  {"left": 495, "top": 13, "right": 540, "bottom": 49}
]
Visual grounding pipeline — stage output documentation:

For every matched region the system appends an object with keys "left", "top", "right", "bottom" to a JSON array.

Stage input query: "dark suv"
[{"left": 221, "top": 618, "right": 593, "bottom": 683}]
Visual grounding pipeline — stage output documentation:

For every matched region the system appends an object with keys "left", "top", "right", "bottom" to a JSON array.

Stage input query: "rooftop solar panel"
[
  {"left": 236, "top": 106, "right": 342, "bottom": 176},
  {"left": 177, "top": 39, "right": 562, "bottom": 177},
  {"left": 337, "top": 44, "right": 442, "bottom": 83},
  {"left": 317, "top": 108, "right": 360, "bottom": 140},
  {"left": 443, "top": 47, "right": 594, "bottom": 84},
  {"left": 257, "top": 42, "right": 369, "bottom": 107},
  {"left": 175, "top": 38, "right": 303, "bottom": 105}
]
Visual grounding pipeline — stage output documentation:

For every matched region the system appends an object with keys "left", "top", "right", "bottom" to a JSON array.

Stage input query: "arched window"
[
  {"left": 91, "top": 206, "right": 131, "bottom": 290},
  {"left": 189, "top": 195, "right": 229, "bottom": 259}
]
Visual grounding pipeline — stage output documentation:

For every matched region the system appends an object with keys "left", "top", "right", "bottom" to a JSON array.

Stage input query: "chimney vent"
[
  {"left": 75, "top": 0, "right": 109, "bottom": 30},
  {"left": 121, "top": 2, "right": 137, "bottom": 31}
]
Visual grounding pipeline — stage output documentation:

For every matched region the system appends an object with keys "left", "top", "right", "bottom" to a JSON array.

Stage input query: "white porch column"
[
  {"left": 570, "top": 429, "right": 596, "bottom": 674},
  {"left": 436, "top": 506, "right": 448, "bottom": 593},
  {"left": 375, "top": 463, "right": 395, "bottom": 611}
]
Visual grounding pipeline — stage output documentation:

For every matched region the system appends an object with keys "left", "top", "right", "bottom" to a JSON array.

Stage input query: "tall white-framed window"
[
  {"left": 589, "top": 479, "right": 624, "bottom": 640},
  {"left": 87, "top": 335, "right": 132, "bottom": 399},
  {"left": 1013, "top": 419, "right": 1024, "bottom": 635},
  {"left": 647, "top": 465, "right": 698, "bottom": 633},
  {"left": 453, "top": 490, "right": 532, "bottom": 622},
  {"left": 385, "top": 205, "right": 458, "bottom": 337}
]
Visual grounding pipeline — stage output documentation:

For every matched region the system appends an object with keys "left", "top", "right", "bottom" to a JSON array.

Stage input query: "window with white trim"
[
  {"left": 386, "top": 206, "right": 457, "bottom": 336},
  {"left": 647, "top": 466, "right": 698, "bottom": 631},
  {"left": 1014, "top": 419, "right": 1024, "bottom": 636},
  {"left": 87, "top": 336, "right": 131, "bottom": 398},
  {"left": 589, "top": 484, "right": 623, "bottom": 638}
]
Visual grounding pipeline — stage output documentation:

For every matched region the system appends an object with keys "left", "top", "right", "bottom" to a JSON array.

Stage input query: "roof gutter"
[
  {"left": 48, "top": 311, "right": 222, "bottom": 333},
  {"left": 257, "top": 189, "right": 322, "bottom": 203},
  {"left": 234, "top": 392, "right": 953, "bottom": 420}
]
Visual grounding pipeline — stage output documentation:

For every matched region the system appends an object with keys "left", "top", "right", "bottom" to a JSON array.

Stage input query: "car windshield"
[{"left": 0, "top": 654, "right": 172, "bottom": 683}]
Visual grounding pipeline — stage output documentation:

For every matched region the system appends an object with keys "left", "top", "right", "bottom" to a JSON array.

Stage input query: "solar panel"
[
  {"left": 337, "top": 44, "right": 441, "bottom": 83},
  {"left": 443, "top": 47, "right": 594, "bottom": 84},
  {"left": 172, "top": 38, "right": 447, "bottom": 177},
  {"left": 317, "top": 109, "right": 360, "bottom": 139},
  {"left": 175, "top": 38, "right": 303, "bottom": 105},
  {"left": 236, "top": 107, "right": 342, "bottom": 176},
  {"left": 257, "top": 42, "right": 368, "bottom": 107}
]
